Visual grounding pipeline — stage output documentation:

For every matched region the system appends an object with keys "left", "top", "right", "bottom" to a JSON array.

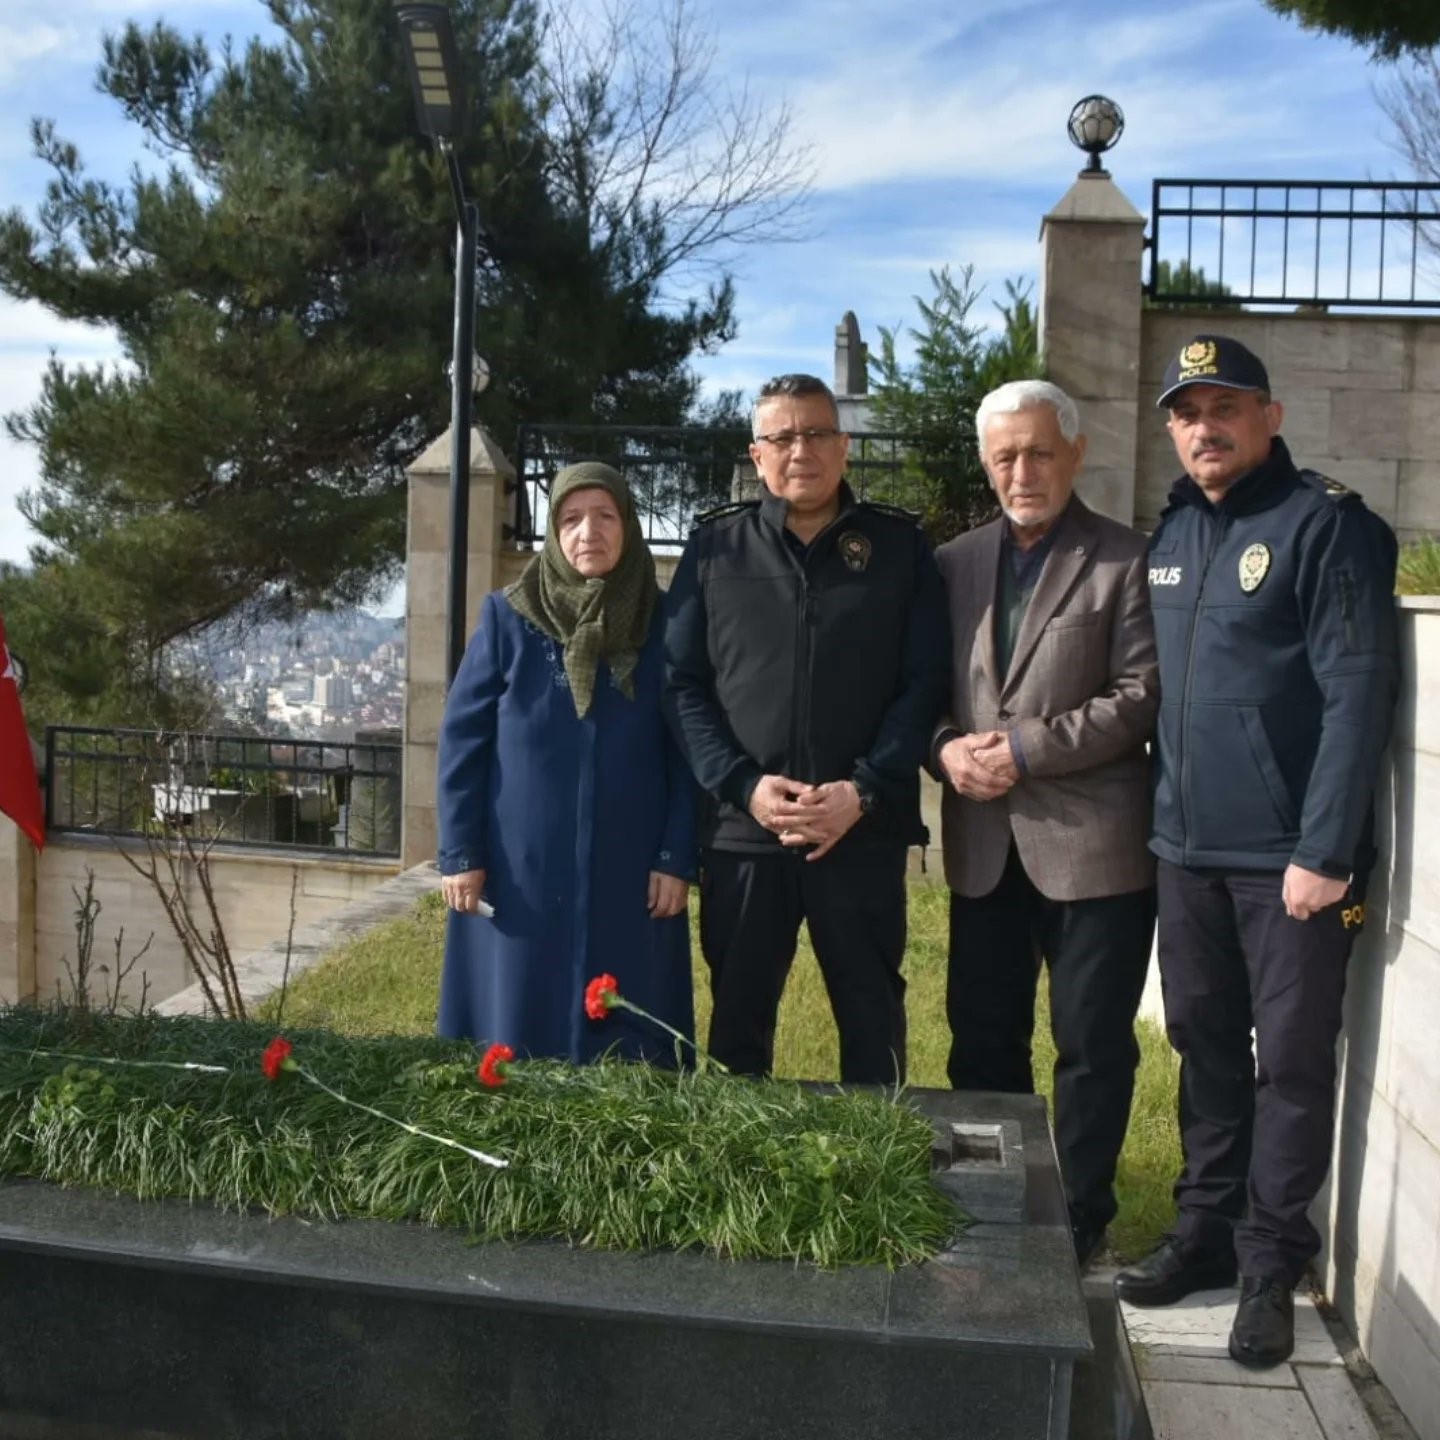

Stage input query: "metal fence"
[
  {"left": 513, "top": 423, "right": 935, "bottom": 546},
  {"left": 1147, "top": 179, "right": 1440, "bottom": 308},
  {"left": 45, "top": 727, "right": 402, "bottom": 858}
]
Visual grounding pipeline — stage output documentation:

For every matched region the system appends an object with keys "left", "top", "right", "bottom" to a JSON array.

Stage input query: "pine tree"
[
  {"left": 1145, "top": 259, "right": 1241, "bottom": 309},
  {"left": 1262, "top": 0, "right": 1440, "bottom": 58},
  {"left": 0, "top": 0, "right": 805, "bottom": 723},
  {"left": 866, "top": 267, "right": 1042, "bottom": 541}
]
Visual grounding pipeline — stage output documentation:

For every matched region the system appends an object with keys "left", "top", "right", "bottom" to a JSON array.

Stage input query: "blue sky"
[{"left": 0, "top": 0, "right": 1418, "bottom": 585}]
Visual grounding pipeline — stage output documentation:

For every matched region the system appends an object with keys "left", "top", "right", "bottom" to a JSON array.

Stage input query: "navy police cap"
[{"left": 1157, "top": 334, "right": 1271, "bottom": 408}]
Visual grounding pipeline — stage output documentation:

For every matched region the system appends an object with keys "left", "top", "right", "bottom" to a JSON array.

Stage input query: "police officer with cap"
[{"left": 1113, "top": 335, "right": 1399, "bottom": 1367}]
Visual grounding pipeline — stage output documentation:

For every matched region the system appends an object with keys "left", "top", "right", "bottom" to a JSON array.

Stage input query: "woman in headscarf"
[{"left": 435, "top": 462, "right": 696, "bottom": 1062}]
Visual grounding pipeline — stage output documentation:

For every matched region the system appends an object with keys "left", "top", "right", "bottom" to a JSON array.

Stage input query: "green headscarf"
[{"left": 505, "top": 461, "right": 657, "bottom": 718}]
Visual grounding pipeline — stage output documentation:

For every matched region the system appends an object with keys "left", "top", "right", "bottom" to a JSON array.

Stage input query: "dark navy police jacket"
[
  {"left": 1147, "top": 436, "right": 1398, "bottom": 877},
  {"left": 663, "top": 481, "right": 950, "bottom": 853}
]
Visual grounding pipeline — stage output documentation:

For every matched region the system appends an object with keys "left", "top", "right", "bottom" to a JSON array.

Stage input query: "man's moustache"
[{"left": 1192, "top": 437, "right": 1234, "bottom": 454}]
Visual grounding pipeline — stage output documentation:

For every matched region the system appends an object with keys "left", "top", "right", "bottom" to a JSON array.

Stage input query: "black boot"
[
  {"left": 1228, "top": 1277, "right": 1295, "bottom": 1368},
  {"left": 1113, "top": 1236, "right": 1237, "bottom": 1307}
]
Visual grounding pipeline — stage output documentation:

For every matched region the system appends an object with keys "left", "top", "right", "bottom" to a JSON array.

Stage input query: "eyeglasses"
[{"left": 754, "top": 427, "right": 843, "bottom": 450}]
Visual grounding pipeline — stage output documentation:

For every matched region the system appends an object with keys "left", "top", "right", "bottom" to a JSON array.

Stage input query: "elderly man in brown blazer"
[{"left": 933, "top": 378, "right": 1159, "bottom": 1267}]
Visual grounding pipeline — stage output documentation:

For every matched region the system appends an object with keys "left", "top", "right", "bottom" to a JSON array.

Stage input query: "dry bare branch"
[
  {"left": 1379, "top": 55, "right": 1440, "bottom": 266},
  {"left": 537, "top": 0, "right": 814, "bottom": 295}
]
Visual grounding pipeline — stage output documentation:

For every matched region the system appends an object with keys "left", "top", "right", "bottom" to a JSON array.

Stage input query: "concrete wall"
[
  {"left": 1137, "top": 311, "right": 1440, "bottom": 537},
  {"left": 0, "top": 822, "right": 37, "bottom": 1003},
  {"left": 1313, "top": 598, "right": 1440, "bottom": 1440},
  {"left": 19, "top": 837, "right": 397, "bottom": 1011}
]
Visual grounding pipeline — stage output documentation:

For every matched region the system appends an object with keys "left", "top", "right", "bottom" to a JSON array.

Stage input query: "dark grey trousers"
[{"left": 1157, "top": 859, "right": 1360, "bottom": 1284}]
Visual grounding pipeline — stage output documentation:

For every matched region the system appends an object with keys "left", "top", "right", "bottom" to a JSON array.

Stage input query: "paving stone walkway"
[{"left": 1108, "top": 1276, "right": 1410, "bottom": 1440}]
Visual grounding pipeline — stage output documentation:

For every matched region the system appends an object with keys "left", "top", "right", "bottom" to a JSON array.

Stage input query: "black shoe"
[
  {"left": 1113, "top": 1236, "right": 1237, "bottom": 1307},
  {"left": 1228, "top": 1276, "right": 1295, "bottom": 1368},
  {"left": 1072, "top": 1222, "right": 1106, "bottom": 1270}
]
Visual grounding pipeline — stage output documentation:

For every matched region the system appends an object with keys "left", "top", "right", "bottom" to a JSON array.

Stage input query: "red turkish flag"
[{"left": 0, "top": 615, "right": 44, "bottom": 849}]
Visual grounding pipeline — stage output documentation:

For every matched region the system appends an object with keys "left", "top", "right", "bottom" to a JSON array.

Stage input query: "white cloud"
[
  {"left": 0, "top": 301, "right": 124, "bottom": 566},
  {"left": 0, "top": 298, "right": 120, "bottom": 355},
  {"left": 0, "top": 22, "right": 77, "bottom": 88}
]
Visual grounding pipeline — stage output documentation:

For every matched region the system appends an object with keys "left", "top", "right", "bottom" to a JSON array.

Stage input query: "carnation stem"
[
  {"left": 295, "top": 1065, "right": 508, "bottom": 1170},
  {"left": 612, "top": 999, "right": 728, "bottom": 1074}
]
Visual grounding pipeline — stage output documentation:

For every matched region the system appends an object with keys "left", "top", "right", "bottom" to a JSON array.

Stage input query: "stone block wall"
[
  {"left": 0, "top": 823, "right": 37, "bottom": 1003},
  {"left": 1138, "top": 311, "right": 1440, "bottom": 537},
  {"left": 20, "top": 838, "right": 398, "bottom": 1009},
  {"left": 1312, "top": 598, "right": 1440, "bottom": 1440}
]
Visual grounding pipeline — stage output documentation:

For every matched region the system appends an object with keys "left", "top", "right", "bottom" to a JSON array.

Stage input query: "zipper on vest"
[
  {"left": 1179, "top": 512, "right": 1228, "bottom": 865},
  {"left": 788, "top": 510, "right": 848, "bottom": 783},
  {"left": 794, "top": 580, "right": 816, "bottom": 779}
]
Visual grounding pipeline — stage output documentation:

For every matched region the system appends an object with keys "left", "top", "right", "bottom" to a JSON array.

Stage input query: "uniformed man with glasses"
[{"left": 663, "top": 372, "right": 950, "bottom": 1084}]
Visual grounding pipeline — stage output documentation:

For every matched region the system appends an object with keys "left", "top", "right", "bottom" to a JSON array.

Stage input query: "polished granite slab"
[{"left": 0, "top": 1088, "right": 1090, "bottom": 1440}]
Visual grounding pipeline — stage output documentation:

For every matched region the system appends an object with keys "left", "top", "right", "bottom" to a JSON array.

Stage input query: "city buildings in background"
[{"left": 173, "top": 609, "right": 405, "bottom": 740}]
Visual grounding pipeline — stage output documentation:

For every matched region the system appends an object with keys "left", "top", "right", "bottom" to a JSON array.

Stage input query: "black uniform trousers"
[
  {"left": 699, "top": 840, "right": 909, "bottom": 1085},
  {"left": 947, "top": 844, "right": 1155, "bottom": 1234},
  {"left": 1157, "top": 859, "right": 1359, "bottom": 1285}
]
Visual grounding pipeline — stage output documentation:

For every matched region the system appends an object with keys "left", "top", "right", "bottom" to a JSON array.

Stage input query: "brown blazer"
[{"left": 933, "top": 498, "right": 1158, "bottom": 901}]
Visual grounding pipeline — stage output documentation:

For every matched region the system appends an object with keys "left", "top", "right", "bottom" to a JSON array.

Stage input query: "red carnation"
[
  {"left": 261, "top": 1036, "right": 294, "bottom": 1082},
  {"left": 478, "top": 1043, "right": 515, "bottom": 1088},
  {"left": 584, "top": 974, "right": 620, "bottom": 1021}
]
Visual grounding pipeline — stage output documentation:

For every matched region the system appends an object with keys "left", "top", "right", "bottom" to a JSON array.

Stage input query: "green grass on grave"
[{"left": 267, "top": 880, "right": 1181, "bottom": 1261}]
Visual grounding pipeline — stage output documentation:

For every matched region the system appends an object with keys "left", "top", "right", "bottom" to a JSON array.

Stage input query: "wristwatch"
[{"left": 854, "top": 782, "right": 878, "bottom": 817}]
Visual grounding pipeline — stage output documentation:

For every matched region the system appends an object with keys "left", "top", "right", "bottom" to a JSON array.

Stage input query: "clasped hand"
[
  {"left": 748, "top": 774, "right": 862, "bottom": 861},
  {"left": 939, "top": 731, "right": 1019, "bottom": 801}
]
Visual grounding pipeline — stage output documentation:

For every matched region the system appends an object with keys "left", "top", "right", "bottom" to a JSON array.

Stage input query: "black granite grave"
[{"left": 0, "top": 1090, "right": 1091, "bottom": 1440}]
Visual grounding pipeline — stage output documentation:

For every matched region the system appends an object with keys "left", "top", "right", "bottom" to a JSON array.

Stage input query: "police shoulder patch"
[
  {"left": 690, "top": 499, "right": 758, "bottom": 528},
  {"left": 1298, "top": 468, "right": 1355, "bottom": 502}
]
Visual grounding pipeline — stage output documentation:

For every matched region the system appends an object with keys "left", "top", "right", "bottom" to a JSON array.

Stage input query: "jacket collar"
[
  {"left": 759, "top": 479, "right": 859, "bottom": 538},
  {"left": 1001, "top": 497, "right": 1100, "bottom": 696},
  {"left": 1166, "top": 436, "right": 1301, "bottom": 518}
]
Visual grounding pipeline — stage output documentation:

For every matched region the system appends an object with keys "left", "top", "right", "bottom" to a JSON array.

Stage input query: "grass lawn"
[{"left": 266, "top": 879, "right": 1180, "bottom": 1261}]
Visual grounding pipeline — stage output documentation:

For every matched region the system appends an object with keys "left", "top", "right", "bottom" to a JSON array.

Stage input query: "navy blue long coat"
[{"left": 436, "top": 591, "right": 696, "bottom": 1063}]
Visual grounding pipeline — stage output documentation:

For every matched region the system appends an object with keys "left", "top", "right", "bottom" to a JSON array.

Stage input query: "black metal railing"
[
  {"left": 45, "top": 727, "right": 402, "bottom": 858},
  {"left": 1148, "top": 179, "right": 1440, "bottom": 308},
  {"left": 513, "top": 423, "right": 931, "bottom": 546}
]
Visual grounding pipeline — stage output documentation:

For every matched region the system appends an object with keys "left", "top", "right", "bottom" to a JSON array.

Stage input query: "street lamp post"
[{"left": 394, "top": 1, "right": 482, "bottom": 687}]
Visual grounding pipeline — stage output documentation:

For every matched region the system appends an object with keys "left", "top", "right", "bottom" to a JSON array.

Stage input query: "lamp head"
[
  {"left": 1066, "top": 95, "right": 1124, "bottom": 176},
  {"left": 394, "top": 2, "right": 464, "bottom": 140}
]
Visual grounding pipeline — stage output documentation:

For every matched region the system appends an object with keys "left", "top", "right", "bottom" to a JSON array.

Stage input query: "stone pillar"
[
  {"left": 834, "top": 311, "right": 868, "bottom": 398},
  {"left": 402, "top": 426, "right": 517, "bottom": 869},
  {"left": 0, "top": 821, "right": 38, "bottom": 1004},
  {"left": 1039, "top": 173, "right": 1146, "bottom": 524}
]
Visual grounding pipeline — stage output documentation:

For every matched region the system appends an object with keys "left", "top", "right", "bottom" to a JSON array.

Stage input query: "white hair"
[{"left": 975, "top": 380, "right": 1081, "bottom": 455}]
